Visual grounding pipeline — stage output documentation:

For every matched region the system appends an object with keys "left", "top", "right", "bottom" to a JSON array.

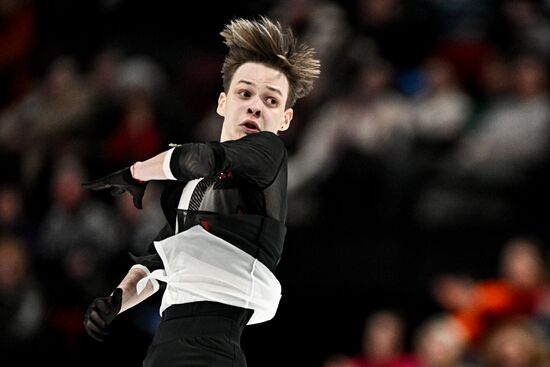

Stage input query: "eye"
[
  {"left": 238, "top": 90, "right": 251, "bottom": 98},
  {"left": 266, "top": 97, "right": 279, "bottom": 106}
]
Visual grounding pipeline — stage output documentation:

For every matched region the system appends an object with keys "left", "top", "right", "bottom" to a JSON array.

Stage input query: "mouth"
[{"left": 240, "top": 120, "right": 261, "bottom": 134}]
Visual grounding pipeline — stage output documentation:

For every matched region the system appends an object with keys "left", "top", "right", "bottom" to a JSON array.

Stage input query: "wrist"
[{"left": 130, "top": 162, "right": 145, "bottom": 183}]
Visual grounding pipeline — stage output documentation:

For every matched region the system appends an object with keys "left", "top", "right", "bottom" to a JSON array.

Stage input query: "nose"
[
  {"left": 247, "top": 99, "right": 262, "bottom": 118},
  {"left": 248, "top": 107, "right": 261, "bottom": 118}
]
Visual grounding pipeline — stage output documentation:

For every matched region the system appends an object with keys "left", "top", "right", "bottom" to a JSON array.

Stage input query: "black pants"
[{"left": 143, "top": 302, "right": 253, "bottom": 367}]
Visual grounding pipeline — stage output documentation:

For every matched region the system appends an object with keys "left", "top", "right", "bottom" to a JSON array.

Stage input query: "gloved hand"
[
  {"left": 82, "top": 167, "right": 147, "bottom": 209},
  {"left": 83, "top": 288, "right": 123, "bottom": 342}
]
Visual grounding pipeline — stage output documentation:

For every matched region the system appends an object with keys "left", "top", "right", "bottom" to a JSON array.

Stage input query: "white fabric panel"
[
  {"left": 162, "top": 148, "right": 177, "bottom": 180},
  {"left": 132, "top": 264, "right": 163, "bottom": 294},
  {"left": 152, "top": 225, "right": 281, "bottom": 325}
]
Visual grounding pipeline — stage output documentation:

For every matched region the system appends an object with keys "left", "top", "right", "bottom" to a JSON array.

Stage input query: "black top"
[{"left": 132, "top": 131, "right": 288, "bottom": 273}]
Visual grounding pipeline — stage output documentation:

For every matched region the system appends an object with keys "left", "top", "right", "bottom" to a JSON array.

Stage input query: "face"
[{"left": 217, "top": 62, "right": 293, "bottom": 142}]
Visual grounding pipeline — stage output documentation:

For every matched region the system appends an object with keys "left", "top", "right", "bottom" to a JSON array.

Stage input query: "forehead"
[{"left": 230, "top": 62, "right": 289, "bottom": 96}]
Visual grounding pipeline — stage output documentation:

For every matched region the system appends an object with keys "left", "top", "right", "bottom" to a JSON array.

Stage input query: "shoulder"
[
  {"left": 236, "top": 131, "right": 286, "bottom": 151},
  {"left": 241, "top": 131, "right": 283, "bottom": 142}
]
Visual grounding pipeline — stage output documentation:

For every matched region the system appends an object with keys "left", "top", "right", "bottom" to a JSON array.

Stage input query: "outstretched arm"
[
  {"left": 111, "top": 132, "right": 287, "bottom": 188},
  {"left": 84, "top": 132, "right": 286, "bottom": 209}
]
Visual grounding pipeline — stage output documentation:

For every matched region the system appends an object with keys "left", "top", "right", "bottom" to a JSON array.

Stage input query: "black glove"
[
  {"left": 83, "top": 288, "right": 123, "bottom": 342},
  {"left": 82, "top": 167, "right": 147, "bottom": 209}
]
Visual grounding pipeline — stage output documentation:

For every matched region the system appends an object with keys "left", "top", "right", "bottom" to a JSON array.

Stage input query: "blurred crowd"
[
  {"left": 323, "top": 236, "right": 550, "bottom": 367},
  {"left": 2, "top": 0, "right": 550, "bottom": 366}
]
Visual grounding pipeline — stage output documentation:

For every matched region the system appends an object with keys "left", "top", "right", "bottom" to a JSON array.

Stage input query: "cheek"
[
  {"left": 228, "top": 107, "right": 245, "bottom": 123},
  {"left": 225, "top": 101, "right": 245, "bottom": 116},
  {"left": 265, "top": 114, "right": 285, "bottom": 132}
]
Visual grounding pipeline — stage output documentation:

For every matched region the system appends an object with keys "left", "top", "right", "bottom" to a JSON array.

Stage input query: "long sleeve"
[{"left": 169, "top": 131, "right": 286, "bottom": 189}]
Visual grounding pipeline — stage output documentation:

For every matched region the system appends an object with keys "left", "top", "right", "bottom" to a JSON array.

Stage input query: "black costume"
[{"left": 134, "top": 131, "right": 288, "bottom": 366}]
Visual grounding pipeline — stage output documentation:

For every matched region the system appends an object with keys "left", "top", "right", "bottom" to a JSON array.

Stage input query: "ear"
[
  {"left": 278, "top": 108, "right": 293, "bottom": 132},
  {"left": 216, "top": 92, "right": 227, "bottom": 117}
]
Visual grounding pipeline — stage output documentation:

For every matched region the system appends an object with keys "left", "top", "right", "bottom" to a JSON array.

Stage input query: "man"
[{"left": 82, "top": 16, "right": 320, "bottom": 366}]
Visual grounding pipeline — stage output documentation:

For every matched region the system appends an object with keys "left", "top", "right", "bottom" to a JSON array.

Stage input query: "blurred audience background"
[{"left": 2, "top": 0, "right": 550, "bottom": 366}]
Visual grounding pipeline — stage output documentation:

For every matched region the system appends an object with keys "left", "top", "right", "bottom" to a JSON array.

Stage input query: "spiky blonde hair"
[{"left": 220, "top": 16, "right": 320, "bottom": 108}]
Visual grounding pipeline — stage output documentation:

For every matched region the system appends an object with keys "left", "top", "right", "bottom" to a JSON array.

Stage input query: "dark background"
[{"left": 2, "top": 0, "right": 550, "bottom": 366}]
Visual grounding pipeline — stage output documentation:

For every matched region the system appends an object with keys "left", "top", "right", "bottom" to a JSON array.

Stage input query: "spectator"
[
  {"left": 431, "top": 236, "right": 549, "bottom": 346},
  {"left": 412, "top": 314, "right": 470, "bottom": 367},
  {"left": 0, "top": 0, "right": 35, "bottom": 110},
  {"left": 348, "top": 310, "right": 416, "bottom": 367},
  {"left": 480, "top": 319, "right": 550, "bottom": 367},
  {"left": 0, "top": 235, "right": 45, "bottom": 359}
]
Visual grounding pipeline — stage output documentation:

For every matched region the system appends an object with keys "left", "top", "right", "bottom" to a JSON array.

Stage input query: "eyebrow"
[{"left": 237, "top": 79, "right": 283, "bottom": 97}]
